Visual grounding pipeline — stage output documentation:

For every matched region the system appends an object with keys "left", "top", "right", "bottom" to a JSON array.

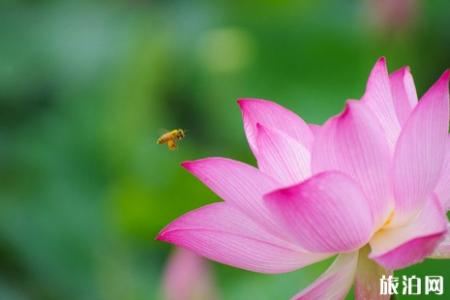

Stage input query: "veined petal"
[
  {"left": 264, "top": 171, "right": 374, "bottom": 253},
  {"left": 355, "top": 246, "right": 392, "bottom": 300},
  {"left": 181, "top": 157, "right": 282, "bottom": 235},
  {"left": 429, "top": 224, "right": 450, "bottom": 259},
  {"left": 361, "top": 57, "right": 401, "bottom": 148},
  {"left": 392, "top": 71, "right": 449, "bottom": 225},
  {"left": 256, "top": 124, "right": 311, "bottom": 186},
  {"left": 389, "top": 66, "right": 418, "bottom": 125},
  {"left": 308, "top": 123, "right": 321, "bottom": 136},
  {"left": 311, "top": 100, "right": 392, "bottom": 229},
  {"left": 157, "top": 203, "right": 330, "bottom": 274},
  {"left": 369, "top": 195, "right": 448, "bottom": 270},
  {"left": 238, "top": 99, "right": 313, "bottom": 155},
  {"left": 434, "top": 136, "right": 450, "bottom": 210},
  {"left": 290, "top": 252, "right": 358, "bottom": 300}
]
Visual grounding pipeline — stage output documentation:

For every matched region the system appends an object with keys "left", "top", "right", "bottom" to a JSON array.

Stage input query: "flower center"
[{"left": 381, "top": 210, "right": 395, "bottom": 229}]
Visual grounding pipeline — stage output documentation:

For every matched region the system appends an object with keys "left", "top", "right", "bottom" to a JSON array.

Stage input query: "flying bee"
[{"left": 157, "top": 129, "right": 186, "bottom": 151}]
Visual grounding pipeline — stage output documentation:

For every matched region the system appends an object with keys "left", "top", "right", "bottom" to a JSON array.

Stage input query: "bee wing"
[{"left": 156, "top": 128, "right": 170, "bottom": 144}]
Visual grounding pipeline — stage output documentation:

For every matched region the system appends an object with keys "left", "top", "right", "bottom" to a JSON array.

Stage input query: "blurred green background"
[{"left": 1, "top": 0, "right": 450, "bottom": 299}]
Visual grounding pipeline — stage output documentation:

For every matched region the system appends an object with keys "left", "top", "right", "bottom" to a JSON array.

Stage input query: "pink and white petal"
[
  {"left": 355, "top": 246, "right": 392, "bottom": 300},
  {"left": 256, "top": 124, "right": 311, "bottom": 186},
  {"left": 434, "top": 136, "right": 450, "bottom": 210},
  {"left": 369, "top": 195, "right": 448, "bottom": 270},
  {"left": 291, "top": 252, "right": 358, "bottom": 300},
  {"left": 238, "top": 98, "right": 313, "bottom": 155},
  {"left": 182, "top": 157, "right": 283, "bottom": 235},
  {"left": 157, "top": 203, "right": 330, "bottom": 274},
  {"left": 361, "top": 57, "right": 401, "bottom": 148},
  {"left": 389, "top": 66, "right": 418, "bottom": 125},
  {"left": 311, "top": 100, "right": 392, "bottom": 229},
  {"left": 392, "top": 71, "right": 449, "bottom": 225},
  {"left": 264, "top": 171, "right": 374, "bottom": 253},
  {"left": 163, "top": 248, "right": 218, "bottom": 300},
  {"left": 308, "top": 123, "right": 321, "bottom": 136},
  {"left": 429, "top": 224, "right": 450, "bottom": 259}
]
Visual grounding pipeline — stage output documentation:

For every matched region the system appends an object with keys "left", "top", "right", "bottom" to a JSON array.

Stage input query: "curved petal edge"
[
  {"left": 157, "top": 203, "right": 330, "bottom": 274},
  {"left": 290, "top": 252, "right": 358, "bottom": 300}
]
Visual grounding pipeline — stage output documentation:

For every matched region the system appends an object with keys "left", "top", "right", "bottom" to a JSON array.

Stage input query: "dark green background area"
[{"left": 1, "top": 0, "right": 449, "bottom": 299}]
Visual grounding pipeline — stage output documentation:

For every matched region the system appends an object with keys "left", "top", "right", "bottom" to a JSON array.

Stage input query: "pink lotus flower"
[
  {"left": 157, "top": 58, "right": 450, "bottom": 299},
  {"left": 368, "top": 0, "right": 419, "bottom": 33},
  {"left": 163, "top": 248, "right": 219, "bottom": 300}
]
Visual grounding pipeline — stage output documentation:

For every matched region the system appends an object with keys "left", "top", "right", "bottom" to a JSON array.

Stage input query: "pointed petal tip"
[
  {"left": 374, "top": 56, "right": 387, "bottom": 69},
  {"left": 333, "top": 99, "right": 358, "bottom": 120},
  {"left": 238, "top": 98, "right": 314, "bottom": 151},
  {"left": 439, "top": 69, "right": 450, "bottom": 83},
  {"left": 420, "top": 69, "right": 450, "bottom": 102},
  {"left": 237, "top": 98, "right": 254, "bottom": 110},
  {"left": 428, "top": 69, "right": 450, "bottom": 91},
  {"left": 236, "top": 98, "right": 245, "bottom": 107},
  {"left": 156, "top": 220, "right": 182, "bottom": 242},
  {"left": 181, "top": 160, "right": 195, "bottom": 171},
  {"left": 370, "top": 57, "right": 388, "bottom": 74},
  {"left": 392, "top": 65, "right": 411, "bottom": 76},
  {"left": 155, "top": 230, "right": 168, "bottom": 242},
  {"left": 342, "top": 100, "right": 352, "bottom": 112},
  {"left": 237, "top": 98, "right": 269, "bottom": 107},
  {"left": 181, "top": 158, "right": 220, "bottom": 172},
  {"left": 237, "top": 98, "right": 263, "bottom": 111},
  {"left": 181, "top": 157, "right": 224, "bottom": 169}
]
